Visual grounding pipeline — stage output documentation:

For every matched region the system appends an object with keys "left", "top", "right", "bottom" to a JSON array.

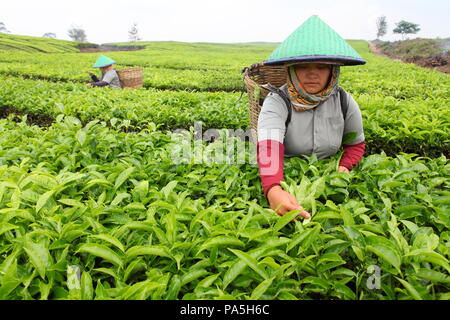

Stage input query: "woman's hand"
[
  {"left": 267, "top": 186, "right": 311, "bottom": 219},
  {"left": 338, "top": 166, "right": 350, "bottom": 173}
]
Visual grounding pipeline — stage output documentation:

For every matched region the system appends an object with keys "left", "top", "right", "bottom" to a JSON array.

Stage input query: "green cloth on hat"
[
  {"left": 265, "top": 15, "right": 366, "bottom": 66},
  {"left": 93, "top": 55, "right": 116, "bottom": 68}
]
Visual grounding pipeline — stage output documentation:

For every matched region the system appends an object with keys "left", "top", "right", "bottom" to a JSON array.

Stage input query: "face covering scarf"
[{"left": 286, "top": 64, "right": 340, "bottom": 112}]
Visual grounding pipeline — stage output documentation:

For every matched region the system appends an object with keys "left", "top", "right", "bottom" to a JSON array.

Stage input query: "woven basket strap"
[
  {"left": 262, "top": 84, "right": 292, "bottom": 129},
  {"left": 338, "top": 87, "right": 349, "bottom": 119}
]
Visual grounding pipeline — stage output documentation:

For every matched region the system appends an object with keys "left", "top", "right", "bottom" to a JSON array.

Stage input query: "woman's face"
[
  {"left": 294, "top": 63, "right": 332, "bottom": 94},
  {"left": 100, "top": 65, "right": 113, "bottom": 73}
]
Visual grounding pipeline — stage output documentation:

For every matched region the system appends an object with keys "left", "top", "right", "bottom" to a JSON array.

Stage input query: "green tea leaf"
[
  {"left": 24, "top": 241, "right": 50, "bottom": 279},
  {"left": 340, "top": 207, "right": 355, "bottom": 226},
  {"left": 114, "top": 167, "right": 135, "bottom": 190},
  {"left": 415, "top": 268, "right": 450, "bottom": 284},
  {"left": 81, "top": 271, "right": 94, "bottom": 300},
  {"left": 366, "top": 236, "right": 402, "bottom": 273},
  {"left": 82, "top": 179, "right": 114, "bottom": 191},
  {"left": 181, "top": 269, "right": 209, "bottom": 286},
  {"left": 223, "top": 259, "right": 247, "bottom": 289},
  {"left": 299, "top": 225, "right": 321, "bottom": 251},
  {"left": 196, "top": 274, "right": 220, "bottom": 289},
  {"left": 0, "top": 223, "right": 18, "bottom": 236},
  {"left": 222, "top": 248, "right": 266, "bottom": 289},
  {"left": 111, "top": 192, "right": 131, "bottom": 206},
  {"left": 36, "top": 190, "right": 54, "bottom": 213},
  {"left": 250, "top": 277, "right": 275, "bottom": 300},
  {"left": 197, "top": 236, "right": 244, "bottom": 254},
  {"left": 400, "top": 220, "right": 419, "bottom": 235},
  {"left": 134, "top": 180, "right": 149, "bottom": 200},
  {"left": 75, "top": 129, "right": 87, "bottom": 146},
  {"left": 396, "top": 277, "right": 423, "bottom": 300},
  {"left": 333, "top": 282, "right": 356, "bottom": 300},
  {"left": 57, "top": 198, "right": 84, "bottom": 207},
  {"left": 405, "top": 249, "right": 450, "bottom": 273},
  {"left": 165, "top": 275, "right": 181, "bottom": 300},
  {"left": 77, "top": 244, "right": 123, "bottom": 268},
  {"left": 90, "top": 234, "right": 125, "bottom": 252},
  {"left": 229, "top": 249, "right": 269, "bottom": 280},
  {"left": 120, "top": 281, "right": 163, "bottom": 300},
  {"left": 161, "top": 181, "right": 178, "bottom": 199},
  {"left": 273, "top": 210, "right": 300, "bottom": 232},
  {"left": 126, "top": 245, "right": 171, "bottom": 259}
]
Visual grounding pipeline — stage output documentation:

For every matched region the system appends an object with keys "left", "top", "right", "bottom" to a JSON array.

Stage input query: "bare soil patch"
[
  {"left": 79, "top": 45, "right": 146, "bottom": 53},
  {"left": 406, "top": 52, "right": 450, "bottom": 74},
  {"left": 369, "top": 41, "right": 449, "bottom": 74},
  {"left": 0, "top": 105, "right": 54, "bottom": 127}
]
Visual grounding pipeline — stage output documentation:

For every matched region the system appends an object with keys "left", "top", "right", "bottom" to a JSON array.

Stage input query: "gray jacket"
[
  {"left": 101, "top": 69, "right": 122, "bottom": 89},
  {"left": 257, "top": 85, "right": 365, "bottom": 159}
]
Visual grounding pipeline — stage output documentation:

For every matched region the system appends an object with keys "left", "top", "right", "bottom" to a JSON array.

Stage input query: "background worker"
[{"left": 87, "top": 55, "right": 122, "bottom": 89}]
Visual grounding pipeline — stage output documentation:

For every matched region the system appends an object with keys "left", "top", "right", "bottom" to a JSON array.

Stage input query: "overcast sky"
[{"left": 2, "top": 0, "right": 449, "bottom": 44}]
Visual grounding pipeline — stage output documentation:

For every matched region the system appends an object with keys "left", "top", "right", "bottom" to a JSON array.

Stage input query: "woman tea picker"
[
  {"left": 257, "top": 16, "right": 366, "bottom": 219},
  {"left": 87, "top": 55, "right": 122, "bottom": 89}
]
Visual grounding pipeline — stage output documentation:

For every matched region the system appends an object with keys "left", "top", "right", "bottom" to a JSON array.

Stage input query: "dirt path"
[{"left": 368, "top": 41, "right": 402, "bottom": 62}]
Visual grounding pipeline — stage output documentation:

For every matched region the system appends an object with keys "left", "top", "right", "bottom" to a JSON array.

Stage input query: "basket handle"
[{"left": 241, "top": 62, "right": 265, "bottom": 76}]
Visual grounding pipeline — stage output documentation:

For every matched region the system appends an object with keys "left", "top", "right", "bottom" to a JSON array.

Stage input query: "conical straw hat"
[
  {"left": 92, "top": 55, "right": 116, "bottom": 68},
  {"left": 264, "top": 15, "right": 366, "bottom": 66}
]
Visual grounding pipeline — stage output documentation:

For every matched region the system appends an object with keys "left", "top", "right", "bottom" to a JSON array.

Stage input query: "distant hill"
[
  {"left": 0, "top": 33, "right": 366, "bottom": 56},
  {"left": 0, "top": 33, "right": 95, "bottom": 53}
]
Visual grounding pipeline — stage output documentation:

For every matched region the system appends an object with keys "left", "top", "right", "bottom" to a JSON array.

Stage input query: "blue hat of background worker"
[{"left": 92, "top": 55, "right": 116, "bottom": 68}]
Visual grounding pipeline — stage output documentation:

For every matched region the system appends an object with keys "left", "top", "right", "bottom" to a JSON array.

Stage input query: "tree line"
[
  {"left": 376, "top": 16, "right": 421, "bottom": 40},
  {"left": 0, "top": 19, "right": 423, "bottom": 42},
  {"left": 65, "top": 23, "right": 142, "bottom": 42},
  {"left": 0, "top": 22, "right": 142, "bottom": 42}
]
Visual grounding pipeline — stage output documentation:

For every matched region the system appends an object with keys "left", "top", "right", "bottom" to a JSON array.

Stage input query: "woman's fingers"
[
  {"left": 287, "top": 193, "right": 311, "bottom": 219},
  {"left": 283, "top": 202, "right": 299, "bottom": 214},
  {"left": 273, "top": 202, "right": 294, "bottom": 216},
  {"left": 338, "top": 166, "right": 350, "bottom": 173},
  {"left": 278, "top": 202, "right": 311, "bottom": 220},
  {"left": 298, "top": 210, "right": 311, "bottom": 219},
  {"left": 287, "top": 193, "right": 299, "bottom": 206},
  {"left": 269, "top": 191, "right": 311, "bottom": 219}
]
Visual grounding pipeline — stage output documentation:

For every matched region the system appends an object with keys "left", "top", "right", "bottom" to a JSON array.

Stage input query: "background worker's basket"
[
  {"left": 117, "top": 68, "right": 143, "bottom": 89},
  {"left": 243, "top": 62, "right": 287, "bottom": 143}
]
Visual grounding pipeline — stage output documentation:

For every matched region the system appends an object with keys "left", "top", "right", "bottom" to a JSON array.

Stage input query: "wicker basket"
[
  {"left": 117, "top": 68, "right": 143, "bottom": 89},
  {"left": 243, "top": 62, "right": 287, "bottom": 143}
]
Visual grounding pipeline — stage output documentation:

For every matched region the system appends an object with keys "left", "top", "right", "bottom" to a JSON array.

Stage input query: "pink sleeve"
[
  {"left": 339, "top": 141, "right": 366, "bottom": 170},
  {"left": 257, "top": 140, "right": 285, "bottom": 197}
]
